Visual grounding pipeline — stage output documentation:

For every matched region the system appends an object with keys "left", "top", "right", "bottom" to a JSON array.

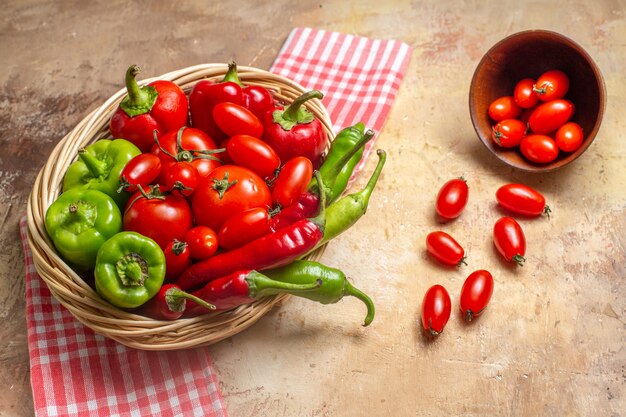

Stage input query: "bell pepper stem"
[
  {"left": 77, "top": 149, "right": 108, "bottom": 179},
  {"left": 273, "top": 90, "right": 324, "bottom": 130},
  {"left": 222, "top": 61, "right": 245, "bottom": 87},
  {"left": 247, "top": 271, "right": 322, "bottom": 298},
  {"left": 283, "top": 90, "right": 323, "bottom": 121},
  {"left": 343, "top": 279, "right": 376, "bottom": 326},
  {"left": 119, "top": 65, "right": 159, "bottom": 117}
]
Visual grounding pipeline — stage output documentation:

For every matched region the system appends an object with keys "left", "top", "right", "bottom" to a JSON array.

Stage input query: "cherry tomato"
[
  {"left": 533, "top": 69, "right": 570, "bottom": 102},
  {"left": 118, "top": 153, "right": 162, "bottom": 193},
  {"left": 218, "top": 207, "right": 271, "bottom": 250},
  {"left": 213, "top": 102, "right": 264, "bottom": 138},
  {"left": 435, "top": 177, "right": 468, "bottom": 220},
  {"left": 192, "top": 165, "right": 272, "bottom": 232},
  {"left": 272, "top": 157, "right": 314, "bottom": 208},
  {"left": 185, "top": 226, "right": 218, "bottom": 260},
  {"left": 555, "top": 122, "right": 584, "bottom": 153},
  {"left": 227, "top": 134, "right": 281, "bottom": 179},
  {"left": 513, "top": 78, "right": 539, "bottom": 109},
  {"left": 488, "top": 96, "right": 522, "bottom": 122},
  {"left": 163, "top": 239, "right": 192, "bottom": 281},
  {"left": 528, "top": 99, "right": 575, "bottom": 134},
  {"left": 123, "top": 186, "right": 193, "bottom": 250},
  {"left": 426, "top": 231, "right": 466, "bottom": 267},
  {"left": 491, "top": 119, "right": 527, "bottom": 148},
  {"left": 421, "top": 284, "right": 452, "bottom": 336},
  {"left": 459, "top": 270, "right": 494, "bottom": 322},
  {"left": 493, "top": 216, "right": 526, "bottom": 266},
  {"left": 495, "top": 183, "right": 550, "bottom": 217},
  {"left": 161, "top": 161, "right": 200, "bottom": 197},
  {"left": 520, "top": 134, "right": 559, "bottom": 164}
]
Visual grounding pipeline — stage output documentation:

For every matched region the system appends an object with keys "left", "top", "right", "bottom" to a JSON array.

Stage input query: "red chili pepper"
[
  {"left": 110, "top": 65, "right": 188, "bottom": 152},
  {"left": 175, "top": 172, "right": 327, "bottom": 291},
  {"left": 261, "top": 90, "right": 328, "bottom": 169},
  {"left": 140, "top": 284, "right": 215, "bottom": 320},
  {"left": 270, "top": 191, "right": 319, "bottom": 231}
]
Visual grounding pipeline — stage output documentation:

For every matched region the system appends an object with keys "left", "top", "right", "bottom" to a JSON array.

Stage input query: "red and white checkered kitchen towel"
[{"left": 20, "top": 28, "right": 411, "bottom": 417}]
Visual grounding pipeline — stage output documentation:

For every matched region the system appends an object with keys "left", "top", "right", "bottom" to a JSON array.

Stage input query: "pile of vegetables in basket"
[{"left": 44, "top": 63, "right": 385, "bottom": 326}]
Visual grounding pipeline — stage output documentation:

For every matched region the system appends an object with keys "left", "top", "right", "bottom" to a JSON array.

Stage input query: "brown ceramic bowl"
[{"left": 469, "top": 30, "right": 606, "bottom": 172}]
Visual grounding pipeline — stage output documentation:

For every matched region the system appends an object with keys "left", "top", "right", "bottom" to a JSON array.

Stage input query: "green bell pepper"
[
  {"left": 45, "top": 188, "right": 122, "bottom": 270},
  {"left": 63, "top": 138, "right": 141, "bottom": 208},
  {"left": 95, "top": 231, "right": 166, "bottom": 309}
]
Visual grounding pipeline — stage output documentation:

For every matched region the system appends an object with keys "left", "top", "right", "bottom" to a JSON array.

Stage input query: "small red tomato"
[
  {"left": 435, "top": 177, "right": 468, "bottom": 220},
  {"left": 218, "top": 207, "right": 271, "bottom": 250},
  {"left": 118, "top": 153, "right": 162, "bottom": 193},
  {"left": 227, "top": 134, "right": 281, "bottom": 179},
  {"left": 163, "top": 239, "right": 192, "bottom": 281},
  {"left": 161, "top": 161, "right": 200, "bottom": 197},
  {"left": 493, "top": 217, "right": 526, "bottom": 266},
  {"left": 528, "top": 99, "right": 575, "bottom": 134},
  {"left": 488, "top": 96, "right": 522, "bottom": 122},
  {"left": 213, "top": 102, "right": 264, "bottom": 138},
  {"left": 491, "top": 119, "right": 527, "bottom": 148},
  {"left": 496, "top": 183, "right": 550, "bottom": 217},
  {"left": 185, "top": 226, "right": 218, "bottom": 260},
  {"left": 426, "top": 231, "right": 466, "bottom": 267},
  {"left": 555, "top": 122, "right": 584, "bottom": 153},
  {"left": 513, "top": 78, "right": 539, "bottom": 109},
  {"left": 520, "top": 134, "right": 559, "bottom": 164},
  {"left": 459, "top": 270, "right": 494, "bottom": 321},
  {"left": 533, "top": 69, "right": 570, "bottom": 102},
  {"left": 421, "top": 284, "right": 452, "bottom": 336},
  {"left": 272, "top": 157, "right": 314, "bottom": 208}
]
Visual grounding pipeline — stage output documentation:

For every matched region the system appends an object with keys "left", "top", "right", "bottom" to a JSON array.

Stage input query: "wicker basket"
[{"left": 26, "top": 64, "right": 334, "bottom": 350}]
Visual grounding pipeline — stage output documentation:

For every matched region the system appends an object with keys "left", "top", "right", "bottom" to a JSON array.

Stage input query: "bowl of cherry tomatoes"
[{"left": 469, "top": 30, "right": 606, "bottom": 172}]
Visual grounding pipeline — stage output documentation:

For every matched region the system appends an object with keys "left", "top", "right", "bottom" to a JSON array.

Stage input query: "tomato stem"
[
  {"left": 512, "top": 254, "right": 526, "bottom": 267},
  {"left": 544, "top": 205, "right": 552, "bottom": 218}
]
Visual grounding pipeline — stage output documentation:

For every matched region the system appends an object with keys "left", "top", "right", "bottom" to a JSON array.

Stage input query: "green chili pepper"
[
  {"left": 95, "top": 231, "right": 166, "bottom": 309},
  {"left": 45, "top": 188, "right": 123, "bottom": 270},
  {"left": 63, "top": 138, "right": 141, "bottom": 208}
]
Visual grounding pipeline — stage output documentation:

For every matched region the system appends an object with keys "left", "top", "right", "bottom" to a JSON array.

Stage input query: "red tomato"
[
  {"left": 163, "top": 239, "right": 192, "bottom": 281},
  {"left": 520, "top": 134, "right": 559, "bottom": 164},
  {"left": 161, "top": 161, "right": 200, "bottom": 197},
  {"left": 421, "top": 284, "right": 452, "bottom": 336},
  {"left": 459, "top": 270, "right": 494, "bottom": 321},
  {"left": 227, "top": 134, "right": 281, "bottom": 179},
  {"left": 555, "top": 122, "right": 584, "bottom": 153},
  {"left": 488, "top": 96, "right": 522, "bottom": 122},
  {"left": 426, "top": 231, "right": 466, "bottom": 267},
  {"left": 533, "top": 69, "right": 570, "bottom": 102},
  {"left": 218, "top": 207, "right": 271, "bottom": 250},
  {"left": 528, "top": 99, "right": 575, "bottom": 134},
  {"left": 435, "top": 177, "right": 468, "bottom": 220},
  {"left": 513, "top": 78, "right": 539, "bottom": 109},
  {"left": 119, "top": 153, "right": 162, "bottom": 193},
  {"left": 213, "top": 102, "right": 264, "bottom": 138},
  {"left": 493, "top": 217, "right": 526, "bottom": 266},
  {"left": 495, "top": 183, "right": 550, "bottom": 217},
  {"left": 491, "top": 119, "right": 527, "bottom": 148},
  {"left": 124, "top": 186, "right": 193, "bottom": 249},
  {"left": 151, "top": 127, "right": 221, "bottom": 179},
  {"left": 192, "top": 165, "right": 272, "bottom": 231},
  {"left": 185, "top": 226, "right": 218, "bottom": 260},
  {"left": 272, "top": 157, "right": 314, "bottom": 208}
]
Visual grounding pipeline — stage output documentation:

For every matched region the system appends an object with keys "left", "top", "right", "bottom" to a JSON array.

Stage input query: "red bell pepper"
[
  {"left": 110, "top": 65, "right": 188, "bottom": 152},
  {"left": 261, "top": 90, "right": 328, "bottom": 169},
  {"left": 221, "top": 62, "right": 274, "bottom": 118}
]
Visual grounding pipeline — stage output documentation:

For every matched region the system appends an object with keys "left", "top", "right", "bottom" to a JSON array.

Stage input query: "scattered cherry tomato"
[
  {"left": 491, "top": 119, "right": 527, "bottom": 148},
  {"left": 555, "top": 122, "right": 584, "bottom": 153},
  {"left": 227, "top": 134, "right": 281, "bottom": 179},
  {"left": 421, "top": 284, "right": 452, "bottom": 336},
  {"left": 435, "top": 177, "right": 469, "bottom": 220},
  {"left": 520, "top": 134, "right": 559, "bottom": 164},
  {"left": 185, "top": 226, "right": 218, "bottom": 260},
  {"left": 493, "top": 216, "right": 526, "bottom": 266},
  {"left": 528, "top": 99, "right": 575, "bottom": 134},
  {"left": 488, "top": 96, "right": 522, "bottom": 122},
  {"left": 533, "top": 69, "right": 570, "bottom": 102},
  {"left": 426, "top": 231, "right": 466, "bottom": 267},
  {"left": 459, "top": 270, "right": 494, "bottom": 321},
  {"left": 161, "top": 161, "right": 200, "bottom": 197},
  {"left": 163, "top": 239, "right": 192, "bottom": 281},
  {"left": 218, "top": 207, "right": 271, "bottom": 250},
  {"left": 118, "top": 153, "right": 162, "bottom": 193},
  {"left": 513, "top": 78, "right": 539, "bottom": 109},
  {"left": 496, "top": 183, "right": 550, "bottom": 217},
  {"left": 272, "top": 156, "right": 314, "bottom": 208},
  {"left": 213, "top": 102, "right": 264, "bottom": 138}
]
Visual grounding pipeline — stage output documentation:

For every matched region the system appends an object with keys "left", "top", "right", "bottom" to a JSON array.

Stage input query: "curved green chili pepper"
[
  {"left": 63, "top": 138, "right": 141, "bottom": 208},
  {"left": 95, "top": 231, "right": 166, "bottom": 309}
]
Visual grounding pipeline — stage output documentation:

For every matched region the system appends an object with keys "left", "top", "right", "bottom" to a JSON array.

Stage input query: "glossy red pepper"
[
  {"left": 262, "top": 90, "right": 328, "bottom": 169},
  {"left": 221, "top": 61, "right": 274, "bottom": 118},
  {"left": 140, "top": 284, "right": 215, "bottom": 320},
  {"left": 110, "top": 65, "right": 188, "bottom": 152}
]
